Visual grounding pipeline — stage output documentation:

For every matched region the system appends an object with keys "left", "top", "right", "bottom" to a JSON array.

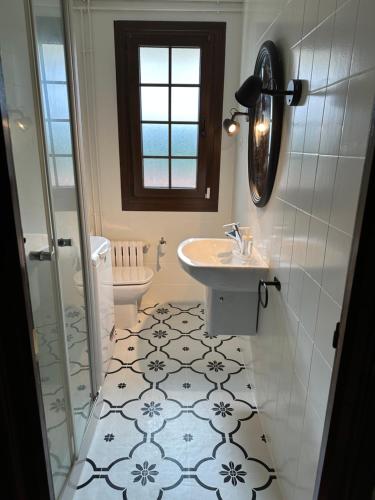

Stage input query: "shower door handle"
[{"left": 29, "top": 248, "right": 55, "bottom": 261}]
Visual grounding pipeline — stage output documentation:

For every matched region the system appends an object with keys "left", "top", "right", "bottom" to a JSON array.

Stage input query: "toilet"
[{"left": 111, "top": 240, "right": 153, "bottom": 329}]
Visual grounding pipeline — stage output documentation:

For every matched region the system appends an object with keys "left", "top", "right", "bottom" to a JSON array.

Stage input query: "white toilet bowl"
[{"left": 113, "top": 266, "right": 153, "bottom": 329}]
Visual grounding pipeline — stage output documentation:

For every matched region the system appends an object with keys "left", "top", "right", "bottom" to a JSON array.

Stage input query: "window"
[
  {"left": 37, "top": 17, "right": 75, "bottom": 187},
  {"left": 114, "top": 21, "right": 226, "bottom": 211}
]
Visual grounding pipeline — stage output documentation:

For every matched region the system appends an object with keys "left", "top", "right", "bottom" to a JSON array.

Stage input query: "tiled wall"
[
  {"left": 234, "top": 0, "right": 375, "bottom": 498},
  {"left": 72, "top": 1, "right": 243, "bottom": 304}
]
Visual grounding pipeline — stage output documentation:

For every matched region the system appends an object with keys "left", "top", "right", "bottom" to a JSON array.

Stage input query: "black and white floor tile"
[{"left": 73, "top": 303, "right": 281, "bottom": 500}]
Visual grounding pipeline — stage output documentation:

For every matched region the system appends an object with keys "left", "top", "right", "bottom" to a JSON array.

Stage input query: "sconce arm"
[
  {"left": 261, "top": 89, "right": 294, "bottom": 96},
  {"left": 231, "top": 111, "right": 250, "bottom": 119}
]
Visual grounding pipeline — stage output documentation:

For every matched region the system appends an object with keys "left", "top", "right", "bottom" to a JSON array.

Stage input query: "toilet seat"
[{"left": 113, "top": 266, "right": 153, "bottom": 286}]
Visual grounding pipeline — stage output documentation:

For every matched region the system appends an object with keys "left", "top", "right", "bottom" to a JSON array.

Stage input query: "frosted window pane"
[
  {"left": 51, "top": 122, "right": 72, "bottom": 154},
  {"left": 141, "top": 87, "right": 168, "bottom": 121},
  {"left": 171, "top": 87, "right": 199, "bottom": 122},
  {"left": 41, "top": 85, "right": 48, "bottom": 115},
  {"left": 171, "top": 159, "right": 197, "bottom": 188},
  {"left": 142, "top": 124, "right": 168, "bottom": 156},
  {"left": 171, "top": 124, "right": 198, "bottom": 156},
  {"left": 143, "top": 159, "right": 169, "bottom": 188},
  {"left": 42, "top": 44, "right": 66, "bottom": 81},
  {"left": 45, "top": 124, "right": 52, "bottom": 155},
  {"left": 140, "top": 47, "right": 169, "bottom": 84},
  {"left": 55, "top": 156, "right": 75, "bottom": 186},
  {"left": 47, "top": 156, "right": 56, "bottom": 186},
  {"left": 47, "top": 84, "right": 69, "bottom": 119},
  {"left": 172, "top": 48, "right": 200, "bottom": 84}
]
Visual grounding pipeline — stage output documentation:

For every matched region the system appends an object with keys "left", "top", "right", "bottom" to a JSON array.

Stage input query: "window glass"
[
  {"left": 42, "top": 44, "right": 66, "bottom": 81},
  {"left": 171, "top": 159, "right": 197, "bottom": 188},
  {"left": 142, "top": 124, "right": 169, "bottom": 156},
  {"left": 46, "top": 84, "right": 69, "bottom": 119},
  {"left": 143, "top": 158, "right": 169, "bottom": 188},
  {"left": 141, "top": 87, "right": 169, "bottom": 121},
  {"left": 40, "top": 43, "right": 73, "bottom": 187},
  {"left": 171, "top": 124, "right": 198, "bottom": 156},
  {"left": 55, "top": 156, "right": 75, "bottom": 186},
  {"left": 140, "top": 48, "right": 200, "bottom": 189},
  {"left": 171, "top": 87, "right": 199, "bottom": 122},
  {"left": 172, "top": 48, "right": 200, "bottom": 84},
  {"left": 140, "top": 47, "right": 169, "bottom": 83},
  {"left": 51, "top": 121, "right": 72, "bottom": 155}
]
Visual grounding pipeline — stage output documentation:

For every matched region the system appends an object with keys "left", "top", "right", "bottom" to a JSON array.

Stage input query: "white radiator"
[{"left": 111, "top": 240, "right": 144, "bottom": 267}]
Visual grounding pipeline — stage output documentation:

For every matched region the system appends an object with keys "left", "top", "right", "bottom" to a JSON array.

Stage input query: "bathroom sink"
[{"left": 177, "top": 238, "right": 268, "bottom": 292}]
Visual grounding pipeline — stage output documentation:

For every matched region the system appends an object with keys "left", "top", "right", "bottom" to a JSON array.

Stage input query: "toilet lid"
[{"left": 113, "top": 266, "right": 153, "bottom": 286}]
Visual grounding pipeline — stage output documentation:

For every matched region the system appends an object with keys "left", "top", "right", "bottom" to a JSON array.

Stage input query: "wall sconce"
[
  {"left": 223, "top": 108, "right": 248, "bottom": 136},
  {"left": 223, "top": 40, "right": 303, "bottom": 208}
]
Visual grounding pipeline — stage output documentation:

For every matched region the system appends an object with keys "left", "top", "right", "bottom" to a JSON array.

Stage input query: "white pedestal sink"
[{"left": 177, "top": 238, "right": 268, "bottom": 335}]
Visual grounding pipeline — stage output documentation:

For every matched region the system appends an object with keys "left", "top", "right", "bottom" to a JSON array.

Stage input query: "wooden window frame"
[{"left": 114, "top": 21, "right": 226, "bottom": 212}]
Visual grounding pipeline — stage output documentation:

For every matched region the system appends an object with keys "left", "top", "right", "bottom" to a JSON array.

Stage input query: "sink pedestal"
[{"left": 206, "top": 288, "right": 258, "bottom": 336}]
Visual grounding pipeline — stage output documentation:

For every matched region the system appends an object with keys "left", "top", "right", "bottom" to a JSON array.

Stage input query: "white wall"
[
  {"left": 235, "top": 0, "right": 375, "bottom": 498},
  {"left": 72, "top": 0, "right": 243, "bottom": 304}
]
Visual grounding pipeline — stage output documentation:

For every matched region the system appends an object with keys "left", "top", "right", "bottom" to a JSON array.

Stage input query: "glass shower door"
[
  {"left": 0, "top": 0, "right": 93, "bottom": 497},
  {"left": 0, "top": 1, "right": 74, "bottom": 497},
  {"left": 31, "top": 0, "right": 93, "bottom": 452}
]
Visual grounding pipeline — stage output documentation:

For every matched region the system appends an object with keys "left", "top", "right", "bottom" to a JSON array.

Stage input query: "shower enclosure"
[{"left": 0, "top": 0, "right": 95, "bottom": 497}]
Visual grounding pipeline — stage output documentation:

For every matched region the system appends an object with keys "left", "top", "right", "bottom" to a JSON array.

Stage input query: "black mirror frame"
[{"left": 248, "top": 41, "right": 284, "bottom": 207}]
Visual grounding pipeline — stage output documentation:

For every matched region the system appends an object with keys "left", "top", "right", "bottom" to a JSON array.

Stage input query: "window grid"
[
  {"left": 140, "top": 46, "right": 200, "bottom": 190},
  {"left": 39, "top": 43, "right": 73, "bottom": 187}
]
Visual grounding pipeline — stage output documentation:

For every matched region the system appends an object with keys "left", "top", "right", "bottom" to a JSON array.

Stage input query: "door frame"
[
  {"left": 315, "top": 103, "right": 375, "bottom": 498},
  {"left": 1, "top": 25, "right": 375, "bottom": 500}
]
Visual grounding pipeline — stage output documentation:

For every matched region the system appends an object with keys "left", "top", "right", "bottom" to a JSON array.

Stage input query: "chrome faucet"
[
  {"left": 223, "top": 222, "right": 242, "bottom": 247},
  {"left": 223, "top": 222, "right": 253, "bottom": 259}
]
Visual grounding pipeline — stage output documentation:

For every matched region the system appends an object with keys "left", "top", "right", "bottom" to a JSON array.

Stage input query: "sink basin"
[{"left": 177, "top": 238, "right": 268, "bottom": 292}]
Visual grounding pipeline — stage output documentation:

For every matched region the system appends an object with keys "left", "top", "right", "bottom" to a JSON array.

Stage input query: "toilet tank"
[{"left": 90, "top": 236, "right": 115, "bottom": 390}]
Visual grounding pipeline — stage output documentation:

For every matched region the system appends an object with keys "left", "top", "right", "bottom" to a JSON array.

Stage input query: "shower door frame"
[
  {"left": 26, "top": 0, "right": 100, "bottom": 461},
  {"left": 0, "top": 0, "right": 99, "bottom": 496},
  {"left": 60, "top": 0, "right": 101, "bottom": 400},
  {"left": 24, "top": 0, "right": 81, "bottom": 468}
]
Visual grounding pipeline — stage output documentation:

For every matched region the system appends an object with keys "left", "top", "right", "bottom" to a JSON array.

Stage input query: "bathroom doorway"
[{"left": 1, "top": 0, "right": 375, "bottom": 499}]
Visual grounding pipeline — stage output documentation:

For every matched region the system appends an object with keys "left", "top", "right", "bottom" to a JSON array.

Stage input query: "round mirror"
[{"left": 248, "top": 41, "right": 284, "bottom": 207}]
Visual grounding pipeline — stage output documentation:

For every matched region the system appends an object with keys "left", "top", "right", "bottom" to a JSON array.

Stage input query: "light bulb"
[
  {"left": 15, "top": 116, "right": 32, "bottom": 131},
  {"left": 255, "top": 121, "right": 269, "bottom": 135},
  {"left": 223, "top": 117, "right": 240, "bottom": 136}
]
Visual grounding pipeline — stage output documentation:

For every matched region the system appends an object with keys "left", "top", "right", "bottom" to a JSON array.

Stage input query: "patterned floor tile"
[
  {"left": 193, "top": 388, "right": 257, "bottom": 434},
  {"left": 196, "top": 442, "right": 276, "bottom": 500},
  {"left": 73, "top": 303, "right": 280, "bottom": 500},
  {"left": 158, "top": 367, "right": 216, "bottom": 405},
  {"left": 161, "top": 335, "right": 210, "bottom": 363},
  {"left": 102, "top": 367, "right": 151, "bottom": 405},
  {"left": 152, "top": 411, "right": 225, "bottom": 470},
  {"left": 215, "top": 338, "right": 245, "bottom": 364},
  {"left": 84, "top": 414, "right": 146, "bottom": 467},
  {"left": 111, "top": 333, "right": 156, "bottom": 363},
  {"left": 191, "top": 351, "right": 243, "bottom": 384},
  {"left": 222, "top": 370, "right": 256, "bottom": 405}
]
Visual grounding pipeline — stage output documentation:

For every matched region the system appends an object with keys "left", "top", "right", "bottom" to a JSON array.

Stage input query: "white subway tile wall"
[{"left": 234, "top": 0, "right": 375, "bottom": 498}]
